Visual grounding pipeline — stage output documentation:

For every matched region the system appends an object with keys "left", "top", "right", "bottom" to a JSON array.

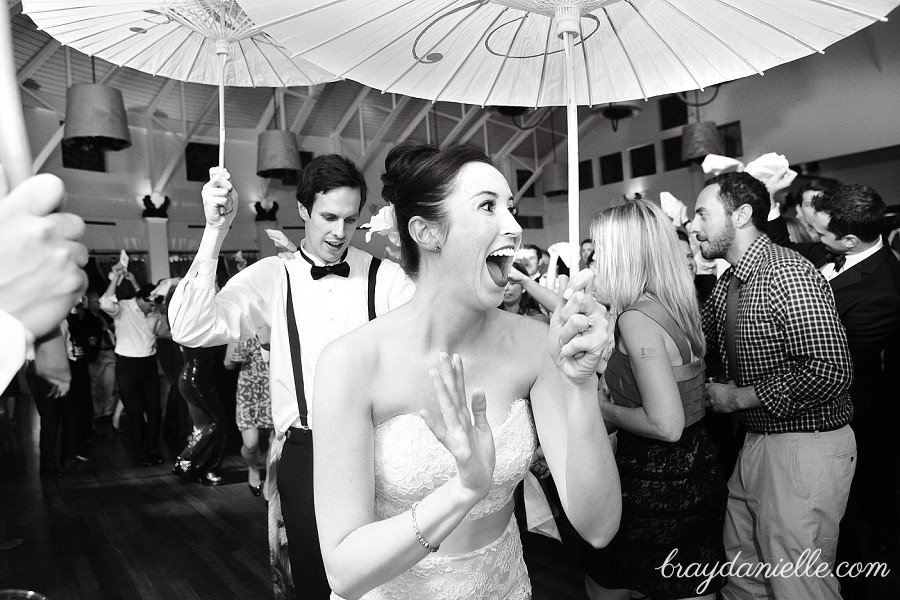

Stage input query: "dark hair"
[
  {"left": 797, "top": 178, "right": 840, "bottom": 203},
  {"left": 296, "top": 154, "right": 368, "bottom": 213},
  {"left": 136, "top": 284, "right": 156, "bottom": 302},
  {"left": 580, "top": 238, "right": 593, "bottom": 248},
  {"left": 381, "top": 142, "right": 493, "bottom": 278},
  {"left": 707, "top": 172, "right": 770, "bottom": 229},
  {"left": 675, "top": 228, "right": 691, "bottom": 244},
  {"left": 521, "top": 244, "right": 542, "bottom": 258},
  {"left": 115, "top": 279, "right": 136, "bottom": 300},
  {"left": 813, "top": 184, "right": 885, "bottom": 243}
]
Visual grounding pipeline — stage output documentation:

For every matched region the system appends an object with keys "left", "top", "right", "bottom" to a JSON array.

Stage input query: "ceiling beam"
[
  {"left": 395, "top": 100, "right": 432, "bottom": 145},
  {"left": 290, "top": 84, "right": 323, "bottom": 134},
  {"left": 255, "top": 94, "right": 276, "bottom": 133},
  {"left": 17, "top": 38, "right": 61, "bottom": 85},
  {"left": 456, "top": 111, "right": 493, "bottom": 146},
  {"left": 513, "top": 113, "right": 602, "bottom": 204},
  {"left": 333, "top": 87, "right": 371, "bottom": 138},
  {"left": 9, "top": 2, "right": 22, "bottom": 18},
  {"left": 361, "top": 94, "right": 411, "bottom": 171},
  {"left": 440, "top": 106, "right": 486, "bottom": 148},
  {"left": 19, "top": 85, "right": 64, "bottom": 117},
  {"left": 153, "top": 90, "right": 218, "bottom": 193},
  {"left": 146, "top": 78, "right": 178, "bottom": 115}
]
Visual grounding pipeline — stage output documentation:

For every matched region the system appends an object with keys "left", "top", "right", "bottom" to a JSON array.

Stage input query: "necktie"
[
  {"left": 826, "top": 252, "right": 846, "bottom": 273},
  {"left": 310, "top": 262, "right": 350, "bottom": 280},
  {"left": 724, "top": 273, "right": 742, "bottom": 383}
]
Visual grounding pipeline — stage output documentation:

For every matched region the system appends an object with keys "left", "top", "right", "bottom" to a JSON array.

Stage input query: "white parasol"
[
  {"left": 244, "top": 0, "right": 898, "bottom": 262},
  {"left": 22, "top": 0, "right": 335, "bottom": 170}
]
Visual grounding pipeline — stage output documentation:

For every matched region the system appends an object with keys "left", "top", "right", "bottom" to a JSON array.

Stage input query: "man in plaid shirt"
[{"left": 690, "top": 172, "right": 855, "bottom": 600}]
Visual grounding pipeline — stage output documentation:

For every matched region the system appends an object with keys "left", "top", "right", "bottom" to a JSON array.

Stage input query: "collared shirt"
[
  {"left": 169, "top": 245, "right": 414, "bottom": 433},
  {"left": 99, "top": 295, "right": 159, "bottom": 358},
  {"left": 820, "top": 238, "right": 883, "bottom": 281},
  {"left": 702, "top": 234, "right": 853, "bottom": 434}
]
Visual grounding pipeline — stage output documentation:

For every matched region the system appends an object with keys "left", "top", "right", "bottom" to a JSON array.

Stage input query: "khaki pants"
[{"left": 723, "top": 425, "right": 856, "bottom": 600}]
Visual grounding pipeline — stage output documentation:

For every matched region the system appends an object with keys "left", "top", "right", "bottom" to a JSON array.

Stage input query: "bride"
[{"left": 313, "top": 143, "right": 621, "bottom": 600}]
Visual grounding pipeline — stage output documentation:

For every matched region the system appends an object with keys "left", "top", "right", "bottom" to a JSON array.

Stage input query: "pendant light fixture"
[
  {"left": 257, "top": 88, "right": 302, "bottom": 179},
  {"left": 543, "top": 109, "right": 567, "bottom": 197},
  {"left": 680, "top": 89, "right": 723, "bottom": 163},
  {"left": 63, "top": 56, "right": 131, "bottom": 152}
]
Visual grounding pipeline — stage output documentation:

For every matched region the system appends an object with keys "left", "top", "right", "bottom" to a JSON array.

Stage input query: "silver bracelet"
[{"left": 411, "top": 501, "right": 439, "bottom": 553}]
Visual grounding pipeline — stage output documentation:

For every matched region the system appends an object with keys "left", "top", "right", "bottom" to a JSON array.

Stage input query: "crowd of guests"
[{"left": 2, "top": 141, "right": 899, "bottom": 600}]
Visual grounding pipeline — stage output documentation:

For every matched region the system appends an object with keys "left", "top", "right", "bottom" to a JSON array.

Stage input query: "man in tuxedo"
[
  {"left": 170, "top": 155, "right": 413, "bottom": 599},
  {"left": 770, "top": 183, "right": 900, "bottom": 597}
]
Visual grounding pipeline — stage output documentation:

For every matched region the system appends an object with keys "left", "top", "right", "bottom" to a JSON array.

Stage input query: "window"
[
  {"left": 659, "top": 95, "right": 688, "bottom": 131},
  {"left": 514, "top": 215, "right": 543, "bottom": 229},
  {"left": 578, "top": 159, "right": 594, "bottom": 190},
  {"left": 717, "top": 121, "right": 743, "bottom": 158},
  {"left": 516, "top": 169, "right": 535, "bottom": 198},
  {"left": 185, "top": 143, "right": 219, "bottom": 182},
  {"left": 663, "top": 136, "right": 688, "bottom": 171},
  {"left": 62, "top": 143, "right": 106, "bottom": 172},
  {"left": 600, "top": 152, "right": 623, "bottom": 185},
  {"left": 630, "top": 144, "right": 657, "bottom": 178}
]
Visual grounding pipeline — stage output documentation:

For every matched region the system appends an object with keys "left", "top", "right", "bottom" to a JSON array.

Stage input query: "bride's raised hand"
[
  {"left": 549, "top": 270, "right": 614, "bottom": 385},
  {"left": 420, "top": 352, "right": 495, "bottom": 501}
]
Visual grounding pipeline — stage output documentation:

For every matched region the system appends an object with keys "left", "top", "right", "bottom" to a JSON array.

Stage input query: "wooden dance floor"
[{"left": 2, "top": 394, "right": 899, "bottom": 599}]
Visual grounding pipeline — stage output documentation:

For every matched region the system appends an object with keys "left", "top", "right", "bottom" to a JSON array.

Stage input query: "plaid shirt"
[{"left": 703, "top": 235, "right": 853, "bottom": 433}]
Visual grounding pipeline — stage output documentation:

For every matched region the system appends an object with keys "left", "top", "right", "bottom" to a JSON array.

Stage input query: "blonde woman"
[{"left": 583, "top": 199, "right": 727, "bottom": 600}]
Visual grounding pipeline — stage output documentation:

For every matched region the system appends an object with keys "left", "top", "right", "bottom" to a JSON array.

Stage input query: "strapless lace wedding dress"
[{"left": 341, "top": 398, "right": 537, "bottom": 600}]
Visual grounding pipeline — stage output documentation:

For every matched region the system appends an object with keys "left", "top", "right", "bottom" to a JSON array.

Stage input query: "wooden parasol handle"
[{"left": 0, "top": 7, "right": 33, "bottom": 189}]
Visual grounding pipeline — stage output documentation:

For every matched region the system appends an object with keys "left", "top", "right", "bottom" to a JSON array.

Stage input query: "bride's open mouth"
[{"left": 485, "top": 246, "right": 514, "bottom": 287}]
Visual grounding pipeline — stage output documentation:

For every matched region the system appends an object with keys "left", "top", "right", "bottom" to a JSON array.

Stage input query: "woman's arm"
[
  {"left": 599, "top": 311, "right": 685, "bottom": 443},
  {"left": 313, "top": 343, "right": 495, "bottom": 600},
  {"left": 531, "top": 271, "right": 621, "bottom": 548}
]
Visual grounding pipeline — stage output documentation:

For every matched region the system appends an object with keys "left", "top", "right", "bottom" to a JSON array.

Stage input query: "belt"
[{"left": 749, "top": 422, "right": 846, "bottom": 435}]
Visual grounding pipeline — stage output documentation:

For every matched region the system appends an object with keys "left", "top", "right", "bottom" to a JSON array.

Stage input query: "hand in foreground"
[
  {"left": 705, "top": 380, "right": 739, "bottom": 413},
  {"left": 0, "top": 174, "right": 87, "bottom": 339},
  {"left": 549, "top": 269, "right": 613, "bottom": 385},
  {"left": 202, "top": 167, "right": 238, "bottom": 230},
  {"left": 530, "top": 446, "right": 550, "bottom": 480},
  {"left": 420, "top": 353, "right": 495, "bottom": 501}
]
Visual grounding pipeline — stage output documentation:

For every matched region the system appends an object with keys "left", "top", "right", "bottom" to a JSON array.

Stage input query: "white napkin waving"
[{"left": 660, "top": 192, "right": 689, "bottom": 227}]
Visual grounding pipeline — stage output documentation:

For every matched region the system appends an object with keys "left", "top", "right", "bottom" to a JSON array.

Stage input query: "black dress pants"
[
  {"left": 278, "top": 431, "right": 330, "bottom": 600},
  {"left": 25, "top": 364, "right": 78, "bottom": 470},
  {"left": 176, "top": 346, "right": 226, "bottom": 476},
  {"left": 115, "top": 354, "right": 161, "bottom": 462}
]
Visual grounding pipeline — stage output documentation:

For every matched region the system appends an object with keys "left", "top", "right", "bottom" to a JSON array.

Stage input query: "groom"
[{"left": 169, "top": 155, "right": 413, "bottom": 598}]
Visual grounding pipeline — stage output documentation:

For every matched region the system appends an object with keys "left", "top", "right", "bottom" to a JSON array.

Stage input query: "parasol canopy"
[{"left": 244, "top": 0, "right": 898, "bottom": 263}]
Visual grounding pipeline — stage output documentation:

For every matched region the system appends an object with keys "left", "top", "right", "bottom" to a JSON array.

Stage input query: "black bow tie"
[
  {"left": 310, "top": 262, "right": 350, "bottom": 280},
  {"left": 826, "top": 252, "right": 846, "bottom": 273}
]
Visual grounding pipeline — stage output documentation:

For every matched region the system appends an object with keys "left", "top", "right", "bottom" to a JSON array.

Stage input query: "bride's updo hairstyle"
[{"left": 382, "top": 142, "right": 494, "bottom": 279}]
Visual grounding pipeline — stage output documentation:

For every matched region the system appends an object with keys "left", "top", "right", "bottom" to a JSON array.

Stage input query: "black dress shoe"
[
  {"left": 198, "top": 471, "right": 223, "bottom": 486},
  {"left": 248, "top": 483, "right": 263, "bottom": 497}
]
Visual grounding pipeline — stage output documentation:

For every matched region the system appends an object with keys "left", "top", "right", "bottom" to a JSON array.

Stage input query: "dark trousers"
[
  {"left": 70, "top": 358, "right": 94, "bottom": 444},
  {"left": 176, "top": 346, "right": 227, "bottom": 475},
  {"left": 25, "top": 365, "right": 79, "bottom": 470},
  {"left": 278, "top": 431, "right": 330, "bottom": 600},
  {"left": 115, "top": 354, "right": 161, "bottom": 461}
]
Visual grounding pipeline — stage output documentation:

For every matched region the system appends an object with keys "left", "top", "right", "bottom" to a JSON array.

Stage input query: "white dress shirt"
[
  {"left": 0, "top": 308, "right": 31, "bottom": 390},
  {"left": 820, "top": 238, "right": 883, "bottom": 282},
  {"left": 169, "top": 245, "right": 414, "bottom": 433},
  {"left": 99, "top": 295, "right": 159, "bottom": 357}
]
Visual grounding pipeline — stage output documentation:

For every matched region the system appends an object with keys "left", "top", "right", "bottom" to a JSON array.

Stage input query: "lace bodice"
[
  {"left": 342, "top": 399, "right": 536, "bottom": 600},
  {"left": 373, "top": 398, "right": 536, "bottom": 521}
]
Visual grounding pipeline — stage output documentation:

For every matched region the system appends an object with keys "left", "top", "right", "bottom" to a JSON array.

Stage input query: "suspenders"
[{"left": 283, "top": 257, "right": 381, "bottom": 428}]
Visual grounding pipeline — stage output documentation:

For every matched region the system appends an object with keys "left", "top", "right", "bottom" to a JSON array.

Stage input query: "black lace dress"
[{"left": 583, "top": 300, "right": 727, "bottom": 598}]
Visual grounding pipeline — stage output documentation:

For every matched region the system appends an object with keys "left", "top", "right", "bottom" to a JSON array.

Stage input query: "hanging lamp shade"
[
  {"left": 63, "top": 83, "right": 131, "bottom": 151},
  {"left": 681, "top": 122, "right": 723, "bottom": 163},
  {"left": 256, "top": 130, "right": 302, "bottom": 179},
  {"left": 543, "top": 162, "right": 568, "bottom": 198}
]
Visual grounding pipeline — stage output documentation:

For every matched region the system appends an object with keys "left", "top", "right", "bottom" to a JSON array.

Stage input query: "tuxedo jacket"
[{"left": 768, "top": 217, "right": 900, "bottom": 412}]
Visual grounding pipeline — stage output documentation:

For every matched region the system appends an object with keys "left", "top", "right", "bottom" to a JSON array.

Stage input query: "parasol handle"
[
  {"left": 0, "top": 7, "right": 33, "bottom": 189},
  {"left": 561, "top": 22, "right": 580, "bottom": 271},
  {"left": 216, "top": 38, "right": 229, "bottom": 217}
]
